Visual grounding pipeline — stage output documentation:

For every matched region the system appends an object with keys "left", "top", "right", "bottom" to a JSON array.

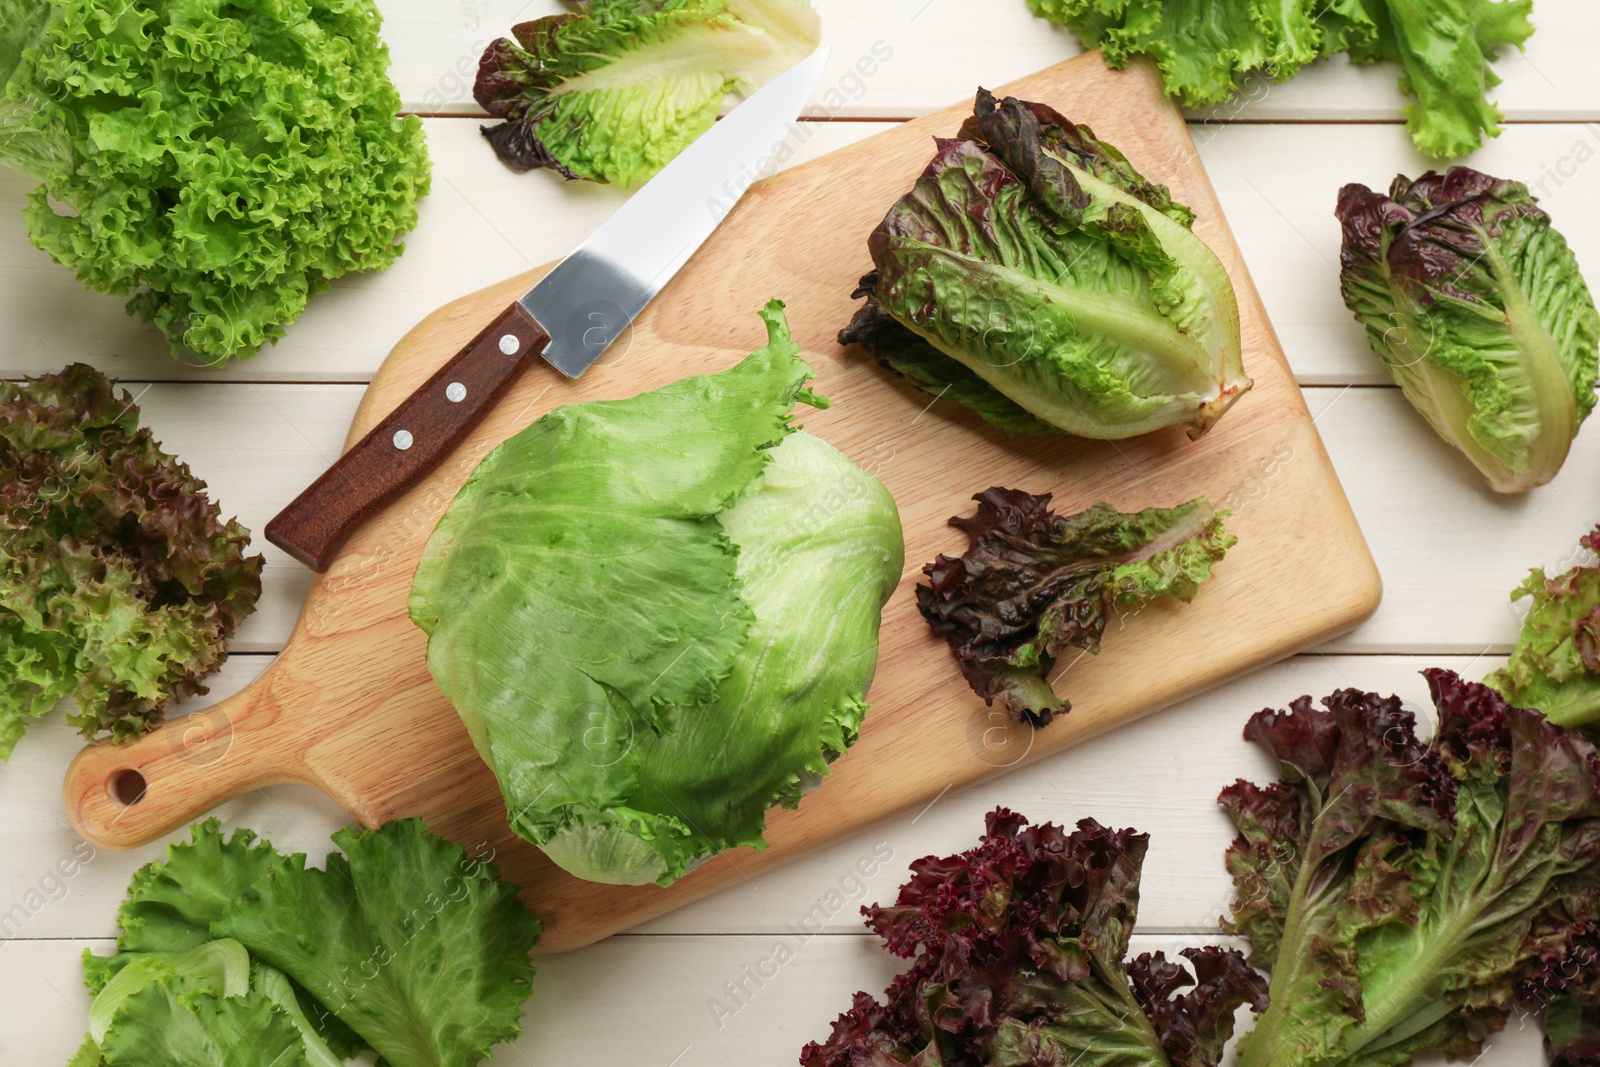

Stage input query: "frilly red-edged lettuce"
[
  {"left": 917, "top": 487, "right": 1233, "bottom": 726},
  {"left": 802, "top": 808, "right": 1268, "bottom": 1067},
  {"left": 0, "top": 364, "right": 262, "bottom": 759}
]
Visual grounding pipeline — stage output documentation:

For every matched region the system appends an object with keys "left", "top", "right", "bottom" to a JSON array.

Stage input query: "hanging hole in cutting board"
[{"left": 108, "top": 769, "right": 147, "bottom": 806}]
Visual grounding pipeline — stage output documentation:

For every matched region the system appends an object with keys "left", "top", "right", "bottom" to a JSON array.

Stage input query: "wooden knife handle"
[{"left": 266, "top": 303, "right": 550, "bottom": 571}]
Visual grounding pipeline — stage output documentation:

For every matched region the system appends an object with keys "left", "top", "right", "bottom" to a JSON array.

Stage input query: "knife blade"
[{"left": 264, "top": 49, "right": 830, "bottom": 572}]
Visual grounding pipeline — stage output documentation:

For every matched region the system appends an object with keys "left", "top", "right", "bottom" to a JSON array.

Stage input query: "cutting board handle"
[{"left": 63, "top": 664, "right": 303, "bottom": 849}]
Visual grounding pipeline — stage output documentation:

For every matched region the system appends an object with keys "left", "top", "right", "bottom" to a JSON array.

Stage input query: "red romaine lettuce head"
[
  {"left": 840, "top": 89, "right": 1249, "bottom": 441},
  {"left": 0, "top": 364, "right": 262, "bottom": 757},
  {"left": 1336, "top": 167, "right": 1600, "bottom": 493},
  {"left": 802, "top": 808, "right": 1266, "bottom": 1067},
  {"left": 474, "top": 0, "right": 819, "bottom": 186},
  {"left": 1224, "top": 670, "right": 1600, "bottom": 1067},
  {"left": 917, "top": 488, "right": 1233, "bottom": 726},
  {"left": 1486, "top": 523, "right": 1600, "bottom": 732}
]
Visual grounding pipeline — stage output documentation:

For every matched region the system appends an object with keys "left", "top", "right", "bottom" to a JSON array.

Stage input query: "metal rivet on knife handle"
[
  {"left": 499, "top": 334, "right": 520, "bottom": 355},
  {"left": 263, "top": 302, "right": 552, "bottom": 572}
]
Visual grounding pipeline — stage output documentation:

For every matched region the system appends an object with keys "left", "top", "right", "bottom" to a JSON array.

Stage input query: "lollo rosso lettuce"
[
  {"left": 1337, "top": 167, "right": 1600, "bottom": 493},
  {"left": 0, "top": 0, "right": 431, "bottom": 364},
  {"left": 841, "top": 90, "right": 1250, "bottom": 440},
  {"left": 802, "top": 808, "right": 1268, "bottom": 1067},
  {"left": 918, "top": 488, "right": 1232, "bottom": 726},
  {"left": 1027, "top": 0, "right": 1534, "bottom": 159},
  {"left": 475, "top": 0, "right": 820, "bottom": 186},
  {"left": 409, "top": 300, "right": 904, "bottom": 887},
  {"left": 1222, "top": 670, "right": 1600, "bottom": 1066},
  {"left": 0, "top": 364, "right": 262, "bottom": 760}
]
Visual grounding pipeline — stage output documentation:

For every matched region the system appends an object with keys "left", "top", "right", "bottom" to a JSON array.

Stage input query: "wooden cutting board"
[{"left": 65, "top": 52, "right": 1380, "bottom": 952}]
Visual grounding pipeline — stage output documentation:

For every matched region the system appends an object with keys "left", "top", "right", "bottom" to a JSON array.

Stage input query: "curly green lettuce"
[
  {"left": 0, "top": 0, "right": 431, "bottom": 364},
  {"left": 1027, "top": 0, "right": 1534, "bottom": 159},
  {"left": 0, "top": 364, "right": 262, "bottom": 760},
  {"left": 474, "top": 0, "right": 819, "bottom": 185}
]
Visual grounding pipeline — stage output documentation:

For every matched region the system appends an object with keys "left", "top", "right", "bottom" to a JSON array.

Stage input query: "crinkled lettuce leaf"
[
  {"left": 410, "top": 300, "right": 903, "bottom": 886},
  {"left": 474, "top": 0, "right": 819, "bottom": 185},
  {"left": 840, "top": 90, "right": 1249, "bottom": 440},
  {"left": 214, "top": 820, "right": 540, "bottom": 1067},
  {"left": 1486, "top": 524, "right": 1600, "bottom": 730},
  {"left": 1027, "top": 0, "right": 1531, "bottom": 158},
  {"left": 0, "top": 0, "right": 430, "bottom": 363},
  {"left": 79, "top": 819, "right": 539, "bottom": 1067},
  {"left": 803, "top": 808, "right": 1267, "bottom": 1067},
  {"left": 917, "top": 487, "right": 1232, "bottom": 726},
  {"left": 0, "top": 365, "right": 262, "bottom": 759},
  {"left": 1337, "top": 167, "right": 1600, "bottom": 492},
  {"left": 1225, "top": 671, "right": 1600, "bottom": 1067}
]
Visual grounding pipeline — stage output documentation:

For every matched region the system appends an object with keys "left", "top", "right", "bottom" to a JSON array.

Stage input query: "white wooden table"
[{"left": 2, "top": 2, "right": 1595, "bottom": 1061}]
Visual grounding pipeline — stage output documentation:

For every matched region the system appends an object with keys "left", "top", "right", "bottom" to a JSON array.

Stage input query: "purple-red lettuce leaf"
[
  {"left": 1227, "top": 671, "right": 1600, "bottom": 1066},
  {"left": 802, "top": 808, "right": 1266, "bottom": 1067},
  {"left": 917, "top": 488, "right": 1233, "bottom": 726}
]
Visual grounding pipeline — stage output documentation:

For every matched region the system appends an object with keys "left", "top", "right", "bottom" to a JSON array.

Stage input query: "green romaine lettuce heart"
[
  {"left": 474, "top": 0, "right": 819, "bottom": 186},
  {"left": 0, "top": 0, "right": 431, "bottom": 364},
  {"left": 841, "top": 90, "right": 1250, "bottom": 441},
  {"left": 1337, "top": 167, "right": 1600, "bottom": 493},
  {"left": 409, "top": 300, "right": 904, "bottom": 886},
  {"left": 0, "top": 364, "right": 262, "bottom": 760},
  {"left": 1027, "top": 0, "right": 1532, "bottom": 159}
]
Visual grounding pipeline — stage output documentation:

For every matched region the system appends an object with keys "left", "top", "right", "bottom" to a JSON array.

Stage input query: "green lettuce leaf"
[
  {"left": 1026, "top": 0, "right": 1531, "bottom": 159},
  {"left": 1486, "top": 524, "right": 1600, "bottom": 730},
  {"left": 0, "top": 365, "right": 263, "bottom": 759},
  {"left": 0, "top": 0, "right": 430, "bottom": 363},
  {"left": 841, "top": 90, "right": 1249, "bottom": 440},
  {"left": 410, "top": 300, "right": 903, "bottom": 885},
  {"left": 80, "top": 820, "right": 366, "bottom": 1060},
  {"left": 474, "top": 0, "right": 819, "bottom": 185},
  {"left": 95, "top": 983, "right": 306, "bottom": 1067},
  {"left": 1337, "top": 167, "right": 1600, "bottom": 492},
  {"left": 918, "top": 488, "right": 1233, "bottom": 725},
  {"left": 214, "top": 819, "right": 541, "bottom": 1067}
]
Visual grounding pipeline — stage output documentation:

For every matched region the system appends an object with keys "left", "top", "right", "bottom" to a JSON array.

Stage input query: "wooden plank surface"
[
  {"left": 380, "top": 0, "right": 1600, "bottom": 122},
  {"left": 60, "top": 53, "right": 1380, "bottom": 951},
  {"left": 3, "top": 0, "right": 1596, "bottom": 1060},
  {"left": 8, "top": 120, "right": 1600, "bottom": 387}
]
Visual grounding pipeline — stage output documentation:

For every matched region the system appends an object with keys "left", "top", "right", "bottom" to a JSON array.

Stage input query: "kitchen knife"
[{"left": 265, "top": 49, "right": 830, "bottom": 572}]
